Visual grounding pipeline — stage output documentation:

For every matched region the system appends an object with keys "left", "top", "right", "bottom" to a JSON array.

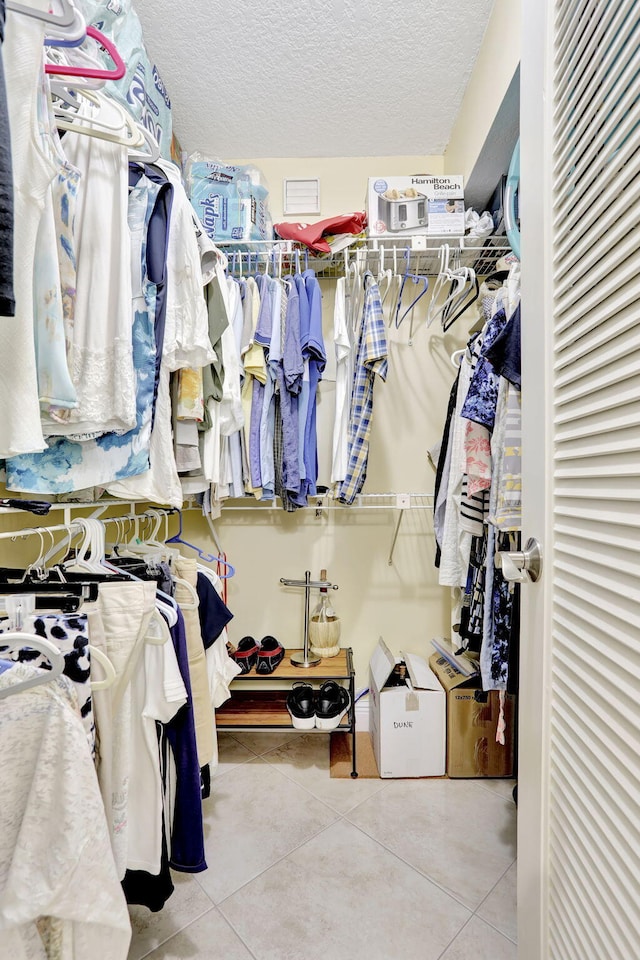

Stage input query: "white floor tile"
[
  {"left": 127, "top": 872, "right": 214, "bottom": 960},
  {"left": 440, "top": 916, "right": 518, "bottom": 960},
  {"left": 220, "top": 819, "right": 470, "bottom": 960},
  {"left": 474, "top": 778, "right": 517, "bottom": 803},
  {"left": 229, "top": 731, "right": 294, "bottom": 755},
  {"left": 261, "top": 733, "right": 388, "bottom": 814},
  {"left": 140, "top": 906, "right": 254, "bottom": 960},
  {"left": 347, "top": 778, "right": 517, "bottom": 910},
  {"left": 214, "top": 733, "right": 256, "bottom": 778},
  {"left": 478, "top": 861, "right": 517, "bottom": 943},
  {"left": 197, "top": 757, "right": 338, "bottom": 904}
]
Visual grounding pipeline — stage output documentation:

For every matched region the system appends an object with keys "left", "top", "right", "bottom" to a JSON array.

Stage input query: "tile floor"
[{"left": 128, "top": 732, "right": 517, "bottom": 960}]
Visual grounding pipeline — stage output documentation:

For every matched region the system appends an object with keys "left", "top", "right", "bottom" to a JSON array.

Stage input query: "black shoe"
[
  {"left": 232, "top": 636, "right": 260, "bottom": 674},
  {"left": 315, "top": 681, "right": 350, "bottom": 730},
  {"left": 286, "top": 682, "right": 316, "bottom": 730},
  {"left": 255, "top": 636, "right": 285, "bottom": 675}
]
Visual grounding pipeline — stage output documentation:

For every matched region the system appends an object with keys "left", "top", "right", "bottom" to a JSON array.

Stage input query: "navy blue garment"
[
  {"left": 484, "top": 304, "right": 521, "bottom": 389},
  {"left": 460, "top": 308, "right": 508, "bottom": 430},
  {"left": 196, "top": 572, "right": 233, "bottom": 649},
  {"left": 164, "top": 605, "right": 206, "bottom": 873},
  {"left": 0, "top": 0, "right": 14, "bottom": 316},
  {"left": 129, "top": 164, "right": 173, "bottom": 424}
]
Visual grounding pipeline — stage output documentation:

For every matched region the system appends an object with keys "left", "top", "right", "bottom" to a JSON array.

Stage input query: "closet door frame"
[{"left": 518, "top": 0, "right": 554, "bottom": 955}]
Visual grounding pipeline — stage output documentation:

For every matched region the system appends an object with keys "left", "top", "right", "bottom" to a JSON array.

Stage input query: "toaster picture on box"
[{"left": 378, "top": 188, "right": 427, "bottom": 231}]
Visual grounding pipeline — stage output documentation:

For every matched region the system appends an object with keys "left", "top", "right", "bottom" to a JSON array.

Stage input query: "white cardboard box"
[
  {"left": 366, "top": 175, "right": 465, "bottom": 237},
  {"left": 369, "top": 638, "right": 446, "bottom": 778}
]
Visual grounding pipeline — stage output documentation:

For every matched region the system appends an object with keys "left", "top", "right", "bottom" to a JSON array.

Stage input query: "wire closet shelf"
[{"left": 219, "top": 236, "right": 511, "bottom": 279}]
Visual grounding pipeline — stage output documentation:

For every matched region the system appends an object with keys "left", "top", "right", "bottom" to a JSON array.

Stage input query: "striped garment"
[{"left": 338, "top": 276, "right": 388, "bottom": 505}]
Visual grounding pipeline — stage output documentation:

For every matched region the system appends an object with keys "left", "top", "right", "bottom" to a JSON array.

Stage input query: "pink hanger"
[{"left": 45, "top": 25, "right": 125, "bottom": 80}]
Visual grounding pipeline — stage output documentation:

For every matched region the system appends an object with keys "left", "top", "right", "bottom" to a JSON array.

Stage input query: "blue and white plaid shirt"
[{"left": 338, "top": 275, "right": 388, "bottom": 504}]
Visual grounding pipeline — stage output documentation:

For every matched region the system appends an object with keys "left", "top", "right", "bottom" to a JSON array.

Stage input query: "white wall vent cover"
[{"left": 283, "top": 178, "right": 320, "bottom": 216}]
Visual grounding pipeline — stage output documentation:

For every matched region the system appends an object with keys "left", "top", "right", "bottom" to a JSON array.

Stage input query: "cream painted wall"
[
  {"left": 444, "top": 0, "right": 521, "bottom": 182},
  {"left": 229, "top": 156, "right": 445, "bottom": 224}
]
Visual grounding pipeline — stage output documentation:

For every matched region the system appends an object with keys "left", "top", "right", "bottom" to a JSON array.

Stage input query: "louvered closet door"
[{"left": 519, "top": 1, "right": 640, "bottom": 958}]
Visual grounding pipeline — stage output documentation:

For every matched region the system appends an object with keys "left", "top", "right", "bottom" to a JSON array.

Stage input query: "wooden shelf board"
[{"left": 216, "top": 690, "right": 350, "bottom": 729}]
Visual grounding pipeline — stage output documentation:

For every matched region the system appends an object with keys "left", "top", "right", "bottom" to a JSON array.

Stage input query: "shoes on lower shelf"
[
  {"left": 232, "top": 636, "right": 260, "bottom": 674},
  {"left": 255, "top": 636, "right": 285, "bottom": 675},
  {"left": 286, "top": 680, "right": 351, "bottom": 731},
  {"left": 315, "top": 680, "right": 351, "bottom": 730},
  {"left": 286, "top": 682, "right": 316, "bottom": 730}
]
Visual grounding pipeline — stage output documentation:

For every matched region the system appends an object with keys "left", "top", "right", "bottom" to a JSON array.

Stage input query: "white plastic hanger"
[
  {"left": 54, "top": 93, "right": 145, "bottom": 148},
  {"left": 0, "top": 632, "right": 65, "bottom": 699},
  {"left": 89, "top": 644, "right": 116, "bottom": 690},
  {"left": 172, "top": 577, "right": 199, "bottom": 610},
  {"left": 426, "top": 244, "right": 469, "bottom": 329},
  {"left": 144, "top": 609, "right": 171, "bottom": 646},
  {"left": 129, "top": 123, "right": 161, "bottom": 164},
  {"left": 7, "top": 0, "right": 76, "bottom": 26}
]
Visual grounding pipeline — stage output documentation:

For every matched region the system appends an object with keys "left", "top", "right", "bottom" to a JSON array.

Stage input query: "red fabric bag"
[{"left": 274, "top": 212, "right": 367, "bottom": 254}]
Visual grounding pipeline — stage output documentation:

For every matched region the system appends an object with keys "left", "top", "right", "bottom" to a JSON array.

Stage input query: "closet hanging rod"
[
  {"left": 218, "top": 493, "right": 434, "bottom": 511},
  {"left": 219, "top": 239, "right": 510, "bottom": 280}
]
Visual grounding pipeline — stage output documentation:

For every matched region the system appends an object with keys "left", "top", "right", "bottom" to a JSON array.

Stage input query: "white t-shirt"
[
  {"left": 155, "top": 159, "right": 215, "bottom": 372},
  {"left": 126, "top": 621, "right": 187, "bottom": 874}
]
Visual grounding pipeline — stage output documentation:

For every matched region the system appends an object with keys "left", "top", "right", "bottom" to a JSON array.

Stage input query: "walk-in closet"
[{"left": 1, "top": 1, "right": 638, "bottom": 959}]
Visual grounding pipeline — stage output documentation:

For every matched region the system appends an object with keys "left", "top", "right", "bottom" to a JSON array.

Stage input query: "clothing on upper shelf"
[{"left": 0, "top": 11, "right": 55, "bottom": 459}]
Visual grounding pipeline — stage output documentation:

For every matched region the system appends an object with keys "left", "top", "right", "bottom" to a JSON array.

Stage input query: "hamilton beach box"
[
  {"left": 428, "top": 653, "right": 516, "bottom": 778},
  {"left": 369, "top": 638, "right": 446, "bottom": 778},
  {"left": 366, "top": 175, "right": 465, "bottom": 237}
]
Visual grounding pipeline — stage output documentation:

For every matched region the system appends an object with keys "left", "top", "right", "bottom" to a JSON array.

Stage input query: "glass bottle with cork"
[{"left": 308, "top": 568, "right": 341, "bottom": 658}]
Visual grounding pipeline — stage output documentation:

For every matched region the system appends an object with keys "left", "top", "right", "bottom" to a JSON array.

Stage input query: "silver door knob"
[{"left": 495, "top": 537, "right": 543, "bottom": 583}]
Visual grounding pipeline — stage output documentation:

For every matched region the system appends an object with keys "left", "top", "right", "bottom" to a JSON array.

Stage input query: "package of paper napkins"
[{"left": 187, "top": 155, "right": 273, "bottom": 243}]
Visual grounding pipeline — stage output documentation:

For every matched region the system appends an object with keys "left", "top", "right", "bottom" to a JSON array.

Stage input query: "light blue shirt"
[{"left": 259, "top": 278, "right": 282, "bottom": 498}]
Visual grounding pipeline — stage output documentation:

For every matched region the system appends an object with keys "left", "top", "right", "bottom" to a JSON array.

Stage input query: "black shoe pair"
[
  {"left": 286, "top": 681, "right": 350, "bottom": 731},
  {"left": 232, "top": 636, "right": 285, "bottom": 675}
]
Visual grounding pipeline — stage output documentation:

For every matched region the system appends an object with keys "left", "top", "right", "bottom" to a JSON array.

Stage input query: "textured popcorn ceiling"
[{"left": 132, "top": 0, "right": 496, "bottom": 158}]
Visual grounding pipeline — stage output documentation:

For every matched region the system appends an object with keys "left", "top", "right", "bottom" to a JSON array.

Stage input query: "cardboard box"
[
  {"left": 369, "top": 639, "right": 445, "bottom": 778},
  {"left": 429, "top": 653, "right": 516, "bottom": 778},
  {"left": 424, "top": 175, "right": 465, "bottom": 236},
  {"left": 366, "top": 175, "right": 465, "bottom": 237}
]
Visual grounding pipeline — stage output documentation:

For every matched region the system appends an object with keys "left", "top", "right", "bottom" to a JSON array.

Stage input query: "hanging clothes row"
[
  {"left": 433, "top": 258, "right": 522, "bottom": 721},
  {"left": 0, "top": 511, "right": 238, "bottom": 957},
  {"left": 0, "top": 2, "right": 216, "bottom": 505},
  {"left": 175, "top": 260, "right": 328, "bottom": 513},
  {"left": 0, "top": 2, "right": 391, "bottom": 514}
]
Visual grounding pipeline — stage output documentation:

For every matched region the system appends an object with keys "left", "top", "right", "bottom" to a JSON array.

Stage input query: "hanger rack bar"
[
  {"left": 218, "top": 493, "right": 434, "bottom": 511},
  {"left": 218, "top": 237, "right": 511, "bottom": 280}
]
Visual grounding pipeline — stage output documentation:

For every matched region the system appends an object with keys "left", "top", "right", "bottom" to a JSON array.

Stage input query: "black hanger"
[{"left": 0, "top": 582, "right": 99, "bottom": 601}]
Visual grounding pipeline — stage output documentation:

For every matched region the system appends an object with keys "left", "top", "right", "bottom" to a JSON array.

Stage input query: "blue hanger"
[
  {"left": 45, "top": 32, "right": 85, "bottom": 47},
  {"left": 393, "top": 247, "right": 429, "bottom": 329},
  {"left": 166, "top": 510, "right": 236, "bottom": 577}
]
